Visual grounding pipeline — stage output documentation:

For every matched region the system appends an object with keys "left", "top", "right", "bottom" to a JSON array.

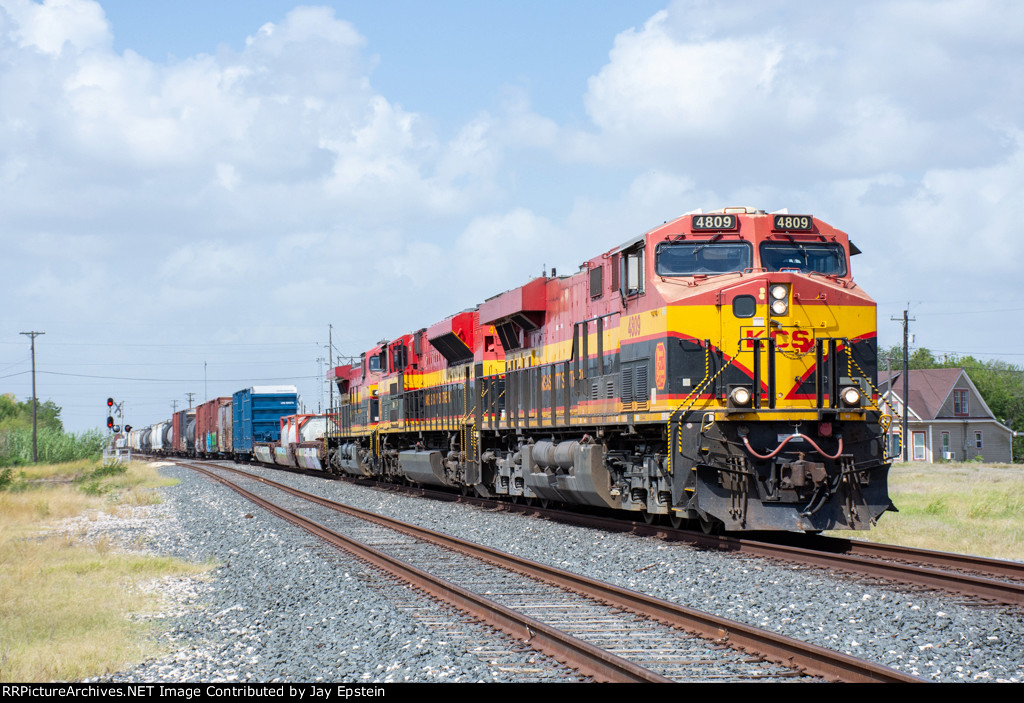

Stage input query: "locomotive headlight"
[
  {"left": 729, "top": 385, "right": 753, "bottom": 407},
  {"left": 840, "top": 386, "right": 862, "bottom": 407},
  {"left": 769, "top": 284, "right": 789, "bottom": 315}
]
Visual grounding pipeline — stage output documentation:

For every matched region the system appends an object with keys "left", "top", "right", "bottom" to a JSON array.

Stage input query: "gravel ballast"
[
  {"left": 84, "top": 461, "right": 1023, "bottom": 683},
  {"left": 82, "top": 463, "right": 583, "bottom": 683}
]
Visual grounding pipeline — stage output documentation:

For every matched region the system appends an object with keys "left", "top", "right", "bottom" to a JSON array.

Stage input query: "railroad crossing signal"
[{"left": 106, "top": 397, "right": 124, "bottom": 433}]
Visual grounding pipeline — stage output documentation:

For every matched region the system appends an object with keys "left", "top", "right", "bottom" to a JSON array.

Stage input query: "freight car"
[
  {"left": 145, "top": 387, "right": 301, "bottom": 464},
  {"left": 323, "top": 207, "right": 896, "bottom": 533},
  {"left": 232, "top": 385, "right": 298, "bottom": 461}
]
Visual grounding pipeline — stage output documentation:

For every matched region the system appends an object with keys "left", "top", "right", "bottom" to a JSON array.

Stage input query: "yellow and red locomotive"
[{"left": 326, "top": 207, "right": 895, "bottom": 532}]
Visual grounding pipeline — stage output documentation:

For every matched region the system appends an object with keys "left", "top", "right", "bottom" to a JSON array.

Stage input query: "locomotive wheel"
[
  {"left": 642, "top": 512, "right": 658, "bottom": 525},
  {"left": 700, "top": 516, "right": 723, "bottom": 535},
  {"left": 669, "top": 514, "right": 684, "bottom": 529},
  {"left": 539, "top": 498, "right": 551, "bottom": 509}
]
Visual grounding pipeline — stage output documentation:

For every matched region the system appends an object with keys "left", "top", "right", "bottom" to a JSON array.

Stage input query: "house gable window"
[{"left": 953, "top": 388, "right": 969, "bottom": 416}]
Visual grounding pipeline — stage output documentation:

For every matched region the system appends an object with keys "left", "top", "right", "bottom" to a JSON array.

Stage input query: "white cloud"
[
  {"left": 3, "top": 0, "right": 1023, "bottom": 430},
  {"left": 0, "top": 0, "right": 503, "bottom": 240},
  {"left": 559, "top": 0, "right": 1024, "bottom": 361},
  {"left": 2, "top": 0, "right": 110, "bottom": 56},
  {"left": 585, "top": 11, "right": 783, "bottom": 139},
  {"left": 573, "top": 0, "right": 1022, "bottom": 183}
]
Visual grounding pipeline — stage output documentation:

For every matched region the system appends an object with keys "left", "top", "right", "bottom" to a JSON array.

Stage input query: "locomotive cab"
[{"left": 639, "top": 209, "right": 891, "bottom": 531}]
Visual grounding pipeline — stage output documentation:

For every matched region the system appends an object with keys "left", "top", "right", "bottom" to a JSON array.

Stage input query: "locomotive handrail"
[{"left": 844, "top": 347, "right": 902, "bottom": 462}]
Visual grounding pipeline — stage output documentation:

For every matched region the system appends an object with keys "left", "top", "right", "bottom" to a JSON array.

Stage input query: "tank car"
[
  {"left": 326, "top": 207, "right": 895, "bottom": 532},
  {"left": 149, "top": 420, "right": 171, "bottom": 455}
]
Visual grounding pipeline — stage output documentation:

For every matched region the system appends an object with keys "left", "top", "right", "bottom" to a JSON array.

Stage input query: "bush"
[
  {"left": 0, "top": 428, "right": 106, "bottom": 467},
  {"left": 74, "top": 462, "right": 129, "bottom": 495}
]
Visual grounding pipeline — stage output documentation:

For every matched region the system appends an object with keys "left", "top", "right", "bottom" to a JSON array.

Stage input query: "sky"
[{"left": 2, "top": 0, "right": 1023, "bottom": 433}]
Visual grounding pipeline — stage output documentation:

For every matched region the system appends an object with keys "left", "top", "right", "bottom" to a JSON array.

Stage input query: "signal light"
[
  {"left": 107, "top": 416, "right": 114, "bottom": 429},
  {"left": 107, "top": 397, "right": 114, "bottom": 408},
  {"left": 125, "top": 424, "right": 132, "bottom": 433}
]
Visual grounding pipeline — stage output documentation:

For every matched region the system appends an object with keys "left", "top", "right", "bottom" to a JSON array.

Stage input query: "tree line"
[{"left": 0, "top": 393, "right": 64, "bottom": 433}]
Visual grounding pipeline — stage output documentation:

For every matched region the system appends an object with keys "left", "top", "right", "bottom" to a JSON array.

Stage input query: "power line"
[
  {"left": 0, "top": 357, "right": 29, "bottom": 373},
  {"left": 41, "top": 360, "right": 316, "bottom": 368},
  {"left": 927, "top": 349, "right": 1024, "bottom": 357},
  {"left": 0, "top": 341, "right": 315, "bottom": 348},
  {"left": 915, "top": 307, "right": 1024, "bottom": 316},
  {"left": 37, "top": 371, "right": 321, "bottom": 382}
]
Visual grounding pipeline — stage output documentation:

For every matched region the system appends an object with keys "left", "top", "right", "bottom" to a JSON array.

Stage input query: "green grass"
[
  {"left": 0, "top": 458, "right": 209, "bottom": 682},
  {"left": 835, "top": 462, "right": 1024, "bottom": 560}
]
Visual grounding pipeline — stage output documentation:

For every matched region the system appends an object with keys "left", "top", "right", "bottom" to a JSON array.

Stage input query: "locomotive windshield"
[
  {"left": 760, "top": 242, "right": 847, "bottom": 276},
  {"left": 655, "top": 242, "right": 752, "bottom": 276}
]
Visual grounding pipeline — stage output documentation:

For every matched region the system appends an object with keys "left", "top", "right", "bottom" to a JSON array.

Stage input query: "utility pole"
[
  {"left": 328, "top": 324, "right": 334, "bottom": 411},
  {"left": 19, "top": 331, "right": 44, "bottom": 463},
  {"left": 171, "top": 400, "right": 178, "bottom": 414},
  {"left": 316, "top": 356, "right": 326, "bottom": 413},
  {"left": 891, "top": 307, "right": 915, "bottom": 462},
  {"left": 185, "top": 392, "right": 196, "bottom": 408},
  {"left": 885, "top": 353, "right": 892, "bottom": 457}
]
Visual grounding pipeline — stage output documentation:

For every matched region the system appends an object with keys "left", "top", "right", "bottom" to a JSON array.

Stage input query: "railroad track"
[
  {"left": 178, "top": 459, "right": 922, "bottom": 683},
  {"left": 149, "top": 454, "right": 1024, "bottom": 607},
  {"left": 347, "top": 568, "right": 588, "bottom": 682},
  {"left": 719, "top": 533, "right": 1024, "bottom": 606},
  {"left": 791, "top": 534, "right": 1024, "bottom": 583},
  {"left": 360, "top": 477, "right": 1024, "bottom": 607}
]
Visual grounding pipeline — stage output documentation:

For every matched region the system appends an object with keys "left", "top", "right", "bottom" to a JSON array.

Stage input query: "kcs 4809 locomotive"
[{"left": 325, "top": 207, "right": 896, "bottom": 532}]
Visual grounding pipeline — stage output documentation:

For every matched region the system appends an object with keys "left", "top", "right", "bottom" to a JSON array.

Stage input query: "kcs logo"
[{"left": 744, "top": 328, "right": 813, "bottom": 353}]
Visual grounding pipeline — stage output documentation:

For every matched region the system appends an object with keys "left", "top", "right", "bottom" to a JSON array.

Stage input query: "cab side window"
[{"left": 621, "top": 246, "right": 645, "bottom": 297}]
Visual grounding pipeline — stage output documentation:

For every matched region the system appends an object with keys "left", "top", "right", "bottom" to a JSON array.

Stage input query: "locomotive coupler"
[{"left": 780, "top": 452, "right": 827, "bottom": 489}]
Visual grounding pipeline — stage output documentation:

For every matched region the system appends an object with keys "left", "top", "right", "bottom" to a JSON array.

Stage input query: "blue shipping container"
[{"left": 232, "top": 385, "right": 299, "bottom": 455}]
